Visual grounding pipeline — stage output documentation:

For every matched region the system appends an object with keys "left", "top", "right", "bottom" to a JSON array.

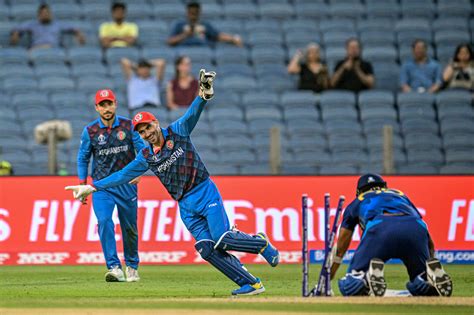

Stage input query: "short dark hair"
[
  {"left": 187, "top": 2, "right": 201, "bottom": 10},
  {"left": 345, "top": 37, "right": 359, "bottom": 47},
  {"left": 453, "top": 43, "right": 473, "bottom": 62},
  {"left": 412, "top": 39, "right": 426, "bottom": 49},
  {"left": 112, "top": 2, "right": 126, "bottom": 11},
  {"left": 38, "top": 3, "right": 49, "bottom": 13}
]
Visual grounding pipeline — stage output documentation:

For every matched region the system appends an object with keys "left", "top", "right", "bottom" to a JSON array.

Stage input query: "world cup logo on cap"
[
  {"left": 100, "top": 90, "right": 109, "bottom": 97},
  {"left": 134, "top": 113, "right": 143, "bottom": 122}
]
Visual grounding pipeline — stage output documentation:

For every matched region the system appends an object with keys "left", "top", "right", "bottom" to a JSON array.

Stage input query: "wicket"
[{"left": 302, "top": 193, "right": 345, "bottom": 297}]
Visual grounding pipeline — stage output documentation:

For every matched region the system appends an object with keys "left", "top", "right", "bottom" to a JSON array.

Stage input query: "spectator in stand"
[
  {"left": 99, "top": 2, "right": 138, "bottom": 49},
  {"left": 287, "top": 43, "right": 330, "bottom": 93},
  {"left": 166, "top": 56, "right": 199, "bottom": 110},
  {"left": 121, "top": 58, "right": 166, "bottom": 110},
  {"left": 0, "top": 160, "right": 13, "bottom": 176},
  {"left": 10, "top": 4, "right": 85, "bottom": 50},
  {"left": 167, "top": 2, "right": 242, "bottom": 47},
  {"left": 331, "top": 38, "right": 374, "bottom": 92},
  {"left": 442, "top": 44, "right": 474, "bottom": 92},
  {"left": 400, "top": 39, "right": 442, "bottom": 93}
]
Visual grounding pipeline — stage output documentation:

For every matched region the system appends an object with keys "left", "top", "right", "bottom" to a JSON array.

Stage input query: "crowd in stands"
[{"left": 0, "top": 0, "right": 473, "bottom": 175}]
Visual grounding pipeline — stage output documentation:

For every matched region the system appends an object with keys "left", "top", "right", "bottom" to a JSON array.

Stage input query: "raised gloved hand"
[
  {"left": 199, "top": 69, "right": 216, "bottom": 101},
  {"left": 65, "top": 184, "right": 96, "bottom": 203}
]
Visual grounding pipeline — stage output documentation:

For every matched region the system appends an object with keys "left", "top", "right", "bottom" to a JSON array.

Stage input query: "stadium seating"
[{"left": 0, "top": 0, "right": 472, "bottom": 175}]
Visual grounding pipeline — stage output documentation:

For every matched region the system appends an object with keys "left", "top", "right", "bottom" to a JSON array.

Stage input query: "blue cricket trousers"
[{"left": 92, "top": 183, "right": 139, "bottom": 269}]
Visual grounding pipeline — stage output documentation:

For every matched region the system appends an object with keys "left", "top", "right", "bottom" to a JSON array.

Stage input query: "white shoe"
[
  {"left": 199, "top": 69, "right": 216, "bottom": 100},
  {"left": 426, "top": 258, "right": 453, "bottom": 296},
  {"left": 126, "top": 266, "right": 140, "bottom": 282},
  {"left": 367, "top": 258, "right": 387, "bottom": 297},
  {"left": 105, "top": 265, "right": 125, "bottom": 282}
]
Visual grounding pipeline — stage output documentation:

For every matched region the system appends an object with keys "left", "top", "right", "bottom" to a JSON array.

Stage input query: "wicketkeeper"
[
  {"left": 77, "top": 89, "right": 146, "bottom": 282},
  {"left": 67, "top": 70, "right": 279, "bottom": 296},
  {"left": 330, "top": 174, "right": 453, "bottom": 297}
]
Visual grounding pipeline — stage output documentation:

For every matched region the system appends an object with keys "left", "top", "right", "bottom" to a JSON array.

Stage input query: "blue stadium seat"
[
  {"left": 248, "top": 31, "right": 283, "bottom": 47},
  {"left": 0, "top": 64, "right": 35, "bottom": 81},
  {"left": 358, "top": 90, "right": 394, "bottom": 108},
  {"left": 71, "top": 63, "right": 108, "bottom": 78},
  {"left": 141, "top": 47, "right": 176, "bottom": 63},
  {"left": 322, "top": 107, "right": 358, "bottom": 121},
  {"left": 0, "top": 48, "right": 30, "bottom": 65},
  {"left": 320, "top": 90, "right": 356, "bottom": 109},
  {"left": 82, "top": 3, "right": 111, "bottom": 22},
  {"left": 404, "top": 132, "right": 442, "bottom": 150},
  {"left": 283, "top": 106, "right": 319, "bottom": 121},
  {"left": 360, "top": 31, "right": 395, "bottom": 47},
  {"left": 401, "top": 118, "right": 438, "bottom": 134},
  {"left": 437, "top": 0, "right": 472, "bottom": 18},
  {"left": 153, "top": 3, "right": 185, "bottom": 21},
  {"left": 258, "top": 75, "right": 295, "bottom": 92},
  {"left": 282, "top": 19, "right": 319, "bottom": 33},
  {"left": 406, "top": 148, "right": 444, "bottom": 165},
  {"left": 10, "top": 4, "right": 37, "bottom": 22},
  {"left": 280, "top": 91, "right": 318, "bottom": 108},
  {"left": 177, "top": 47, "right": 214, "bottom": 64},
  {"left": 30, "top": 48, "right": 67, "bottom": 64},
  {"left": 366, "top": 1, "right": 400, "bottom": 20},
  {"left": 259, "top": 3, "right": 294, "bottom": 20},
  {"left": 325, "top": 119, "right": 362, "bottom": 136},
  {"left": 445, "top": 149, "right": 474, "bottom": 164},
  {"left": 357, "top": 19, "right": 395, "bottom": 33},
  {"left": 366, "top": 133, "right": 404, "bottom": 150},
  {"left": 399, "top": 104, "right": 436, "bottom": 121},
  {"left": 432, "top": 18, "right": 468, "bottom": 32},
  {"left": 215, "top": 47, "right": 248, "bottom": 65},
  {"left": 216, "top": 134, "right": 253, "bottom": 150},
  {"left": 398, "top": 163, "right": 439, "bottom": 175},
  {"left": 319, "top": 164, "right": 358, "bottom": 175},
  {"left": 401, "top": 1, "right": 435, "bottom": 20},
  {"left": 223, "top": 3, "right": 258, "bottom": 20},
  {"left": 211, "top": 119, "right": 247, "bottom": 135},
  {"left": 251, "top": 47, "right": 286, "bottom": 64},
  {"left": 364, "top": 46, "right": 398, "bottom": 63},
  {"left": 323, "top": 30, "right": 357, "bottom": 47},
  {"left": 39, "top": 76, "right": 75, "bottom": 93},
  {"left": 246, "top": 107, "right": 282, "bottom": 122},
  {"left": 440, "top": 118, "right": 474, "bottom": 135},
  {"left": 34, "top": 63, "right": 71, "bottom": 78},
  {"left": 242, "top": 91, "right": 280, "bottom": 109},
  {"left": 52, "top": 4, "right": 83, "bottom": 20},
  {"left": 360, "top": 106, "right": 397, "bottom": 121},
  {"left": 295, "top": 3, "right": 329, "bottom": 19},
  {"left": 3, "top": 78, "right": 38, "bottom": 93},
  {"left": 207, "top": 106, "right": 244, "bottom": 121},
  {"left": 11, "top": 91, "right": 48, "bottom": 109},
  {"left": 105, "top": 47, "right": 140, "bottom": 64},
  {"left": 125, "top": 3, "right": 154, "bottom": 21},
  {"left": 286, "top": 119, "right": 324, "bottom": 136},
  {"left": 240, "top": 164, "right": 270, "bottom": 175},
  {"left": 363, "top": 118, "right": 401, "bottom": 135},
  {"left": 397, "top": 92, "right": 435, "bottom": 108},
  {"left": 434, "top": 30, "right": 470, "bottom": 49},
  {"left": 440, "top": 164, "right": 474, "bottom": 175},
  {"left": 68, "top": 47, "right": 103, "bottom": 65},
  {"left": 330, "top": 3, "right": 364, "bottom": 20},
  {"left": 77, "top": 75, "right": 114, "bottom": 94}
]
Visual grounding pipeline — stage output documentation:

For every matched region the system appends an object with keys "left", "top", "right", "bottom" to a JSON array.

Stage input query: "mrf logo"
[{"left": 97, "top": 134, "right": 107, "bottom": 145}]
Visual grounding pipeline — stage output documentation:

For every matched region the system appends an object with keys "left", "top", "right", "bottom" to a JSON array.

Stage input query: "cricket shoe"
[
  {"left": 256, "top": 232, "right": 280, "bottom": 267},
  {"left": 231, "top": 278, "right": 265, "bottom": 296},
  {"left": 105, "top": 266, "right": 125, "bottom": 282},
  {"left": 426, "top": 258, "right": 453, "bottom": 297},
  {"left": 126, "top": 266, "right": 140, "bottom": 282},
  {"left": 367, "top": 258, "right": 387, "bottom": 296}
]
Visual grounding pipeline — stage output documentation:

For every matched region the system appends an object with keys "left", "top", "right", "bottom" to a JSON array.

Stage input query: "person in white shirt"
[{"left": 121, "top": 58, "right": 166, "bottom": 110}]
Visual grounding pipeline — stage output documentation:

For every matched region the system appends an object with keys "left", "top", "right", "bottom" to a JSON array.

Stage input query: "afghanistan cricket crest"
[
  {"left": 166, "top": 140, "right": 174, "bottom": 150},
  {"left": 117, "top": 131, "right": 126, "bottom": 141}
]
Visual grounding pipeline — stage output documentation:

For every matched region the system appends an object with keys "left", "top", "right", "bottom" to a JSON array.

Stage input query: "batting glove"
[
  {"left": 65, "top": 184, "right": 96, "bottom": 202},
  {"left": 199, "top": 69, "right": 216, "bottom": 100}
]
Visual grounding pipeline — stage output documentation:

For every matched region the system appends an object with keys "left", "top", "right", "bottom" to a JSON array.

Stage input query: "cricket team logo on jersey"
[
  {"left": 117, "top": 131, "right": 126, "bottom": 141},
  {"left": 97, "top": 134, "right": 107, "bottom": 145},
  {"left": 166, "top": 140, "right": 174, "bottom": 150}
]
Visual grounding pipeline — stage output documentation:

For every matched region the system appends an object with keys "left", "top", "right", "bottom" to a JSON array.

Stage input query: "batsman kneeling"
[
  {"left": 66, "top": 70, "right": 280, "bottom": 296},
  {"left": 330, "top": 174, "right": 453, "bottom": 297}
]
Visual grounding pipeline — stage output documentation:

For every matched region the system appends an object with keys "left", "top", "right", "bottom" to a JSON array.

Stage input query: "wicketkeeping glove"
[
  {"left": 199, "top": 69, "right": 216, "bottom": 100},
  {"left": 65, "top": 184, "right": 96, "bottom": 202}
]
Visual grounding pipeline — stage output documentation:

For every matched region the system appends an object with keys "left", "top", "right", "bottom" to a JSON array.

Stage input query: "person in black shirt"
[
  {"left": 287, "top": 43, "right": 330, "bottom": 93},
  {"left": 331, "top": 38, "right": 374, "bottom": 92}
]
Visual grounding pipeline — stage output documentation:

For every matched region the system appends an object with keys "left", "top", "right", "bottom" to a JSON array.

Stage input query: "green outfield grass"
[{"left": 0, "top": 264, "right": 473, "bottom": 314}]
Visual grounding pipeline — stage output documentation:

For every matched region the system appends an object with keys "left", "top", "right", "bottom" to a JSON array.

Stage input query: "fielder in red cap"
[
  {"left": 74, "top": 88, "right": 147, "bottom": 283},
  {"left": 67, "top": 70, "right": 280, "bottom": 296}
]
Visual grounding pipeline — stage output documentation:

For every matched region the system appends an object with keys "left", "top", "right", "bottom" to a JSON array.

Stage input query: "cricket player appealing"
[
  {"left": 77, "top": 89, "right": 146, "bottom": 282},
  {"left": 330, "top": 174, "right": 453, "bottom": 297},
  {"left": 67, "top": 70, "right": 280, "bottom": 296}
]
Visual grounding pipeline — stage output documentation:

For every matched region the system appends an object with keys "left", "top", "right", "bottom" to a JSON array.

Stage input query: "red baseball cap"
[
  {"left": 95, "top": 89, "right": 116, "bottom": 105},
  {"left": 133, "top": 111, "right": 157, "bottom": 131}
]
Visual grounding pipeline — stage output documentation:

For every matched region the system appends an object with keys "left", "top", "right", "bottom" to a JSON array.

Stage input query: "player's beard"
[{"left": 101, "top": 112, "right": 115, "bottom": 121}]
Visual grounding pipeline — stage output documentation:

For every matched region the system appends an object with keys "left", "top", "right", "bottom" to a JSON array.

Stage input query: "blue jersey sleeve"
[
  {"left": 93, "top": 151, "right": 149, "bottom": 190},
  {"left": 77, "top": 127, "right": 92, "bottom": 182},
  {"left": 132, "top": 129, "right": 146, "bottom": 152},
  {"left": 169, "top": 96, "right": 207, "bottom": 136},
  {"left": 340, "top": 199, "right": 359, "bottom": 231}
]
